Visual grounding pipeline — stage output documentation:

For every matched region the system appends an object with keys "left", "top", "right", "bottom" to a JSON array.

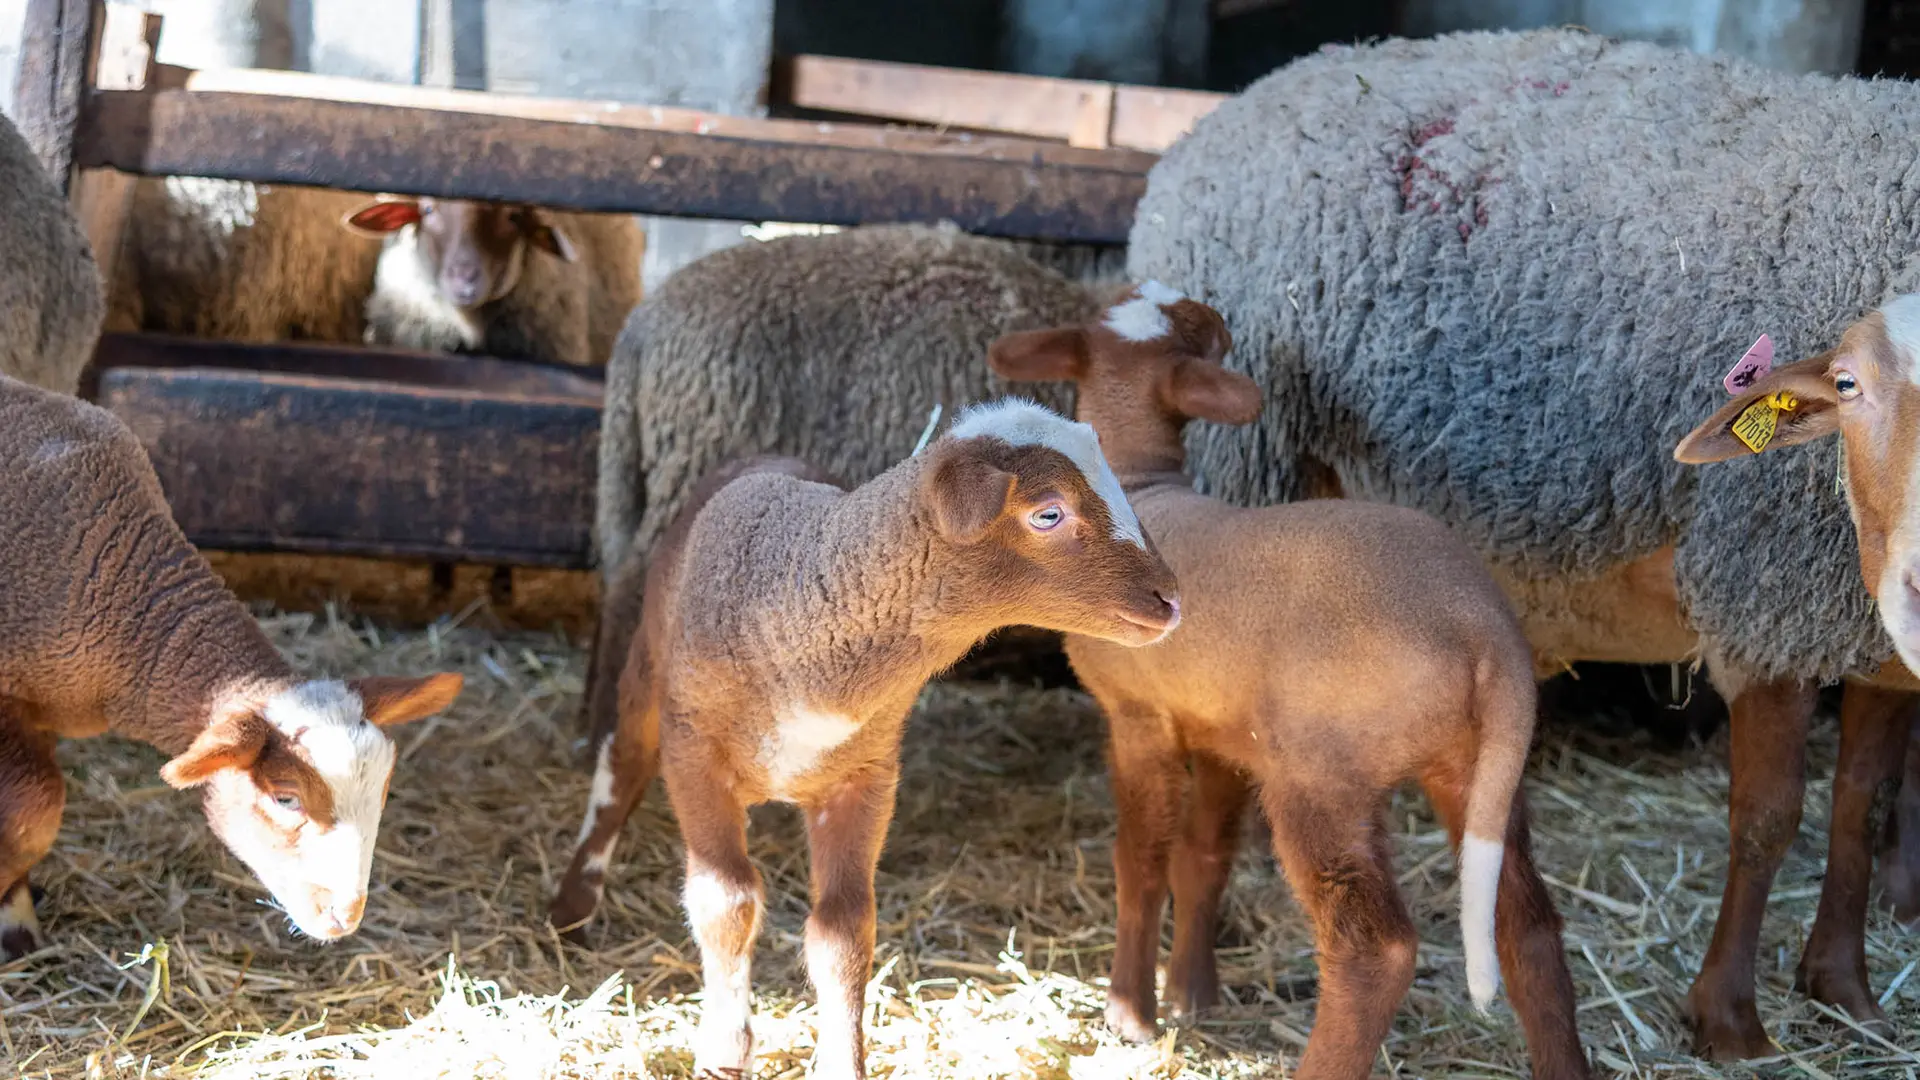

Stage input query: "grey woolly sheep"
[
  {"left": 1126, "top": 26, "right": 1920, "bottom": 1060},
  {"left": 0, "top": 111, "right": 104, "bottom": 395},
  {"left": 106, "top": 178, "right": 383, "bottom": 344},
  {"left": 346, "top": 197, "right": 644, "bottom": 368},
  {"left": 597, "top": 222, "right": 1112, "bottom": 579}
]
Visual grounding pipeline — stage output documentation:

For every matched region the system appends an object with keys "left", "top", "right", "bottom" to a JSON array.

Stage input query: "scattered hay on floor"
[{"left": 3, "top": 608, "right": 1916, "bottom": 1078}]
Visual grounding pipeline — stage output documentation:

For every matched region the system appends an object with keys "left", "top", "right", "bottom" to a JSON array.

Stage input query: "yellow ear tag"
[{"left": 1731, "top": 392, "right": 1797, "bottom": 454}]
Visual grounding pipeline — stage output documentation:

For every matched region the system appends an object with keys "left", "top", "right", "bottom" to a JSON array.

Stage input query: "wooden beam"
[
  {"left": 75, "top": 77, "right": 1150, "bottom": 242},
  {"left": 70, "top": 5, "right": 160, "bottom": 307},
  {"left": 94, "top": 332, "right": 602, "bottom": 568},
  {"left": 777, "top": 54, "right": 1224, "bottom": 153},
  {"left": 12, "top": 0, "right": 100, "bottom": 188}
]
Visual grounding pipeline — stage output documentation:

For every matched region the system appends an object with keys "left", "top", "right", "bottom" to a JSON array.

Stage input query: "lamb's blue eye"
[
  {"left": 272, "top": 792, "right": 303, "bottom": 813},
  {"left": 1029, "top": 506, "right": 1064, "bottom": 531},
  {"left": 1835, "top": 371, "right": 1860, "bottom": 398}
]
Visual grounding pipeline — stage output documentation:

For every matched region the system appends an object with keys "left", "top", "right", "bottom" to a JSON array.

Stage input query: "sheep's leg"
[
  {"left": 801, "top": 765, "right": 898, "bottom": 1080},
  {"left": 1165, "top": 752, "right": 1251, "bottom": 1021},
  {"left": 1102, "top": 703, "right": 1185, "bottom": 1043},
  {"left": 1797, "top": 683, "right": 1913, "bottom": 1030},
  {"left": 1878, "top": 715, "right": 1920, "bottom": 927},
  {"left": 1421, "top": 753, "right": 1591, "bottom": 1080},
  {"left": 1685, "top": 677, "right": 1815, "bottom": 1061},
  {"left": 1264, "top": 784, "right": 1414, "bottom": 1080},
  {"left": 0, "top": 723, "right": 62, "bottom": 960},
  {"left": 549, "top": 664, "right": 661, "bottom": 941},
  {"left": 665, "top": 751, "right": 762, "bottom": 1079}
]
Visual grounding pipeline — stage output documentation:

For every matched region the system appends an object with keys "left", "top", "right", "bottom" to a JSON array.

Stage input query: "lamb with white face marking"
[{"left": 550, "top": 403, "right": 1179, "bottom": 1080}]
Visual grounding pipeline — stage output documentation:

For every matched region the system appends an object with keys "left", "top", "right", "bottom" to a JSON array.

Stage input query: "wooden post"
[
  {"left": 11, "top": 0, "right": 101, "bottom": 189},
  {"left": 71, "top": 4, "right": 160, "bottom": 311}
]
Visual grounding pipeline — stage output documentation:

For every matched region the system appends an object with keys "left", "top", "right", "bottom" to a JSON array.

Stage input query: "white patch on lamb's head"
[
  {"left": 213, "top": 681, "right": 397, "bottom": 943},
  {"left": 1101, "top": 280, "right": 1186, "bottom": 343},
  {"left": 1881, "top": 294, "right": 1920, "bottom": 383},
  {"left": 946, "top": 398, "right": 1146, "bottom": 547}
]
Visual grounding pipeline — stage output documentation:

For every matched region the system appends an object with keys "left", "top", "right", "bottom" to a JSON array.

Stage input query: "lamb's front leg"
[
  {"left": 664, "top": 751, "right": 763, "bottom": 1079},
  {"left": 0, "top": 718, "right": 62, "bottom": 960},
  {"left": 803, "top": 764, "right": 899, "bottom": 1080}
]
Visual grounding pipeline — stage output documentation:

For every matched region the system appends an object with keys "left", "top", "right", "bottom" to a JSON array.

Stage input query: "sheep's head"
[
  {"left": 987, "top": 282, "right": 1261, "bottom": 475},
  {"left": 1676, "top": 295, "right": 1920, "bottom": 676},
  {"left": 921, "top": 399, "right": 1180, "bottom": 647},
  {"left": 345, "top": 197, "right": 577, "bottom": 309},
  {"left": 160, "top": 674, "right": 463, "bottom": 941}
]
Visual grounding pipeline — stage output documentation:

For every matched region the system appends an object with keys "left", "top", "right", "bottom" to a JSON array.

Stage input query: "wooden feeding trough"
[{"left": 13, "top": 0, "right": 1221, "bottom": 579}]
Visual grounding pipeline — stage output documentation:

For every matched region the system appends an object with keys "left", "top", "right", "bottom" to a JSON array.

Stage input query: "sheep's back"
[
  {"left": 0, "top": 115, "right": 104, "bottom": 395},
  {"left": 1130, "top": 28, "right": 1920, "bottom": 679},
  {"left": 618, "top": 224, "right": 1095, "bottom": 563}
]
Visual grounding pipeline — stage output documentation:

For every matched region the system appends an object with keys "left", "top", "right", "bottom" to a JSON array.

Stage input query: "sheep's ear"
[
  {"left": 523, "top": 214, "right": 579, "bottom": 262},
  {"left": 1165, "top": 357, "right": 1262, "bottom": 426},
  {"left": 1674, "top": 355, "right": 1842, "bottom": 464},
  {"left": 342, "top": 198, "right": 421, "bottom": 237},
  {"left": 161, "top": 712, "right": 271, "bottom": 788},
  {"left": 349, "top": 673, "right": 465, "bottom": 727},
  {"left": 988, "top": 328, "right": 1088, "bottom": 383},
  {"left": 924, "top": 448, "right": 1016, "bottom": 545}
]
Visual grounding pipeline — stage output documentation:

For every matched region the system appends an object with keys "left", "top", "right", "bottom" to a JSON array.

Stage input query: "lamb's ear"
[
  {"left": 1674, "top": 356, "right": 1842, "bottom": 464},
  {"left": 342, "top": 198, "right": 421, "bottom": 237},
  {"left": 160, "top": 712, "right": 271, "bottom": 789},
  {"left": 923, "top": 446, "right": 1016, "bottom": 545},
  {"left": 521, "top": 212, "right": 579, "bottom": 262},
  {"left": 1166, "top": 356, "right": 1263, "bottom": 426},
  {"left": 987, "top": 328, "right": 1088, "bottom": 383},
  {"left": 349, "top": 674, "right": 465, "bottom": 727}
]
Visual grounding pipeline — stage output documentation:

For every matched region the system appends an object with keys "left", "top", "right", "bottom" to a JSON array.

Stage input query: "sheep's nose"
[{"left": 1158, "top": 593, "right": 1182, "bottom": 631}]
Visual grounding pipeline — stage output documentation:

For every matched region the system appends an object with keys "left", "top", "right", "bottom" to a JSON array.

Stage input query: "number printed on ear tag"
[{"left": 1730, "top": 398, "right": 1779, "bottom": 454}]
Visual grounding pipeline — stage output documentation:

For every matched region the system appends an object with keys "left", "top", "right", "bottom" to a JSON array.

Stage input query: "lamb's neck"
[
  {"left": 763, "top": 461, "right": 986, "bottom": 704},
  {"left": 102, "top": 545, "right": 293, "bottom": 755}
]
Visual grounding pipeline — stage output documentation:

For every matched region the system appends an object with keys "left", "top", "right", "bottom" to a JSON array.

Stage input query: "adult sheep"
[
  {"left": 0, "top": 111, "right": 105, "bottom": 394},
  {"left": 1128, "top": 27, "right": 1920, "bottom": 1060},
  {"left": 586, "top": 223, "right": 1116, "bottom": 748}
]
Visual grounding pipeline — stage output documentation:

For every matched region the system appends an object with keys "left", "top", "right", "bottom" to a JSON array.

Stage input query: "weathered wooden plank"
[
  {"left": 94, "top": 333, "right": 601, "bottom": 568},
  {"left": 70, "top": 6, "right": 160, "bottom": 305},
  {"left": 776, "top": 53, "right": 1223, "bottom": 153},
  {"left": 75, "top": 82, "right": 1149, "bottom": 242},
  {"left": 12, "top": 0, "right": 98, "bottom": 187}
]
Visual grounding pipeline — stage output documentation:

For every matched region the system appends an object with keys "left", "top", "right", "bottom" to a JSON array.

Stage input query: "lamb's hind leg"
[
  {"left": 550, "top": 651, "right": 661, "bottom": 941},
  {"left": 1264, "top": 783, "right": 1416, "bottom": 1080},
  {"left": 665, "top": 740, "right": 762, "bottom": 1079},
  {"left": 1798, "top": 682, "right": 1913, "bottom": 1032},
  {"left": 1685, "top": 677, "right": 1815, "bottom": 1061},
  {"left": 1878, "top": 712, "right": 1920, "bottom": 927},
  {"left": 0, "top": 722, "right": 63, "bottom": 960},
  {"left": 1165, "top": 752, "right": 1251, "bottom": 1022}
]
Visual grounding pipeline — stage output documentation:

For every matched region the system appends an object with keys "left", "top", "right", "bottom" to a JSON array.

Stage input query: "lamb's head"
[
  {"left": 987, "top": 282, "right": 1262, "bottom": 473},
  {"left": 159, "top": 674, "right": 463, "bottom": 941},
  {"left": 344, "top": 197, "right": 577, "bottom": 309},
  {"left": 921, "top": 399, "right": 1180, "bottom": 647},
  {"left": 1677, "top": 295, "right": 1920, "bottom": 673}
]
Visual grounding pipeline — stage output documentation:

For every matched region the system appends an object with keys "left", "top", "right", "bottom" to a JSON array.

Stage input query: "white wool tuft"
[
  {"left": 1136, "top": 280, "right": 1185, "bottom": 306},
  {"left": 945, "top": 398, "right": 1146, "bottom": 547},
  {"left": 1103, "top": 296, "right": 1171, "bottom": 342},
  {"left": 1460, "top": 833, "right": 1504, "bottom": 1011},
  {"left": 1882, "top": 294, "right": 1920, "bottom": 379}
]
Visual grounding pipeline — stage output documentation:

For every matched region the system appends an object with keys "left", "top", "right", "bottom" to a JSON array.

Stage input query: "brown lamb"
[
  {"left": 550, "top": 399, "right": 1181, "bottom": 1080},
  {"left": 988, "top": 286, "right": 1591, "bottom": 1080},
  {"left": 0, "top": 376, "right": 463, "bottom": 957}
]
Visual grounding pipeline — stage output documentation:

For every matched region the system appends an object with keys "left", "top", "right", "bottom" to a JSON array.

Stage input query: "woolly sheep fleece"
[
  {"left": 1128, "top": 27, "right": 1920, "bottom": 681},
  {"left": 597, "top": 223, "right": 1102, "bottom": 575},
  {"left": 0, "top": 112, "right": 104, "bottom": 395}
]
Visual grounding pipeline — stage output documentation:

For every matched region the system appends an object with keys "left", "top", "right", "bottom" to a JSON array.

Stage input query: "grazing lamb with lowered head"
[
  {"left": 551, "top": 400, "right": 1180, "bottom": 1080},
  {"left": 345, "top": 196, "right": 643, "bottom": 368},
  {"left": 1128, "top": 27, "right": 1920, "bottom": 1058},
  {"left": 991, "top": 287, "right": 1590, "bottom": 1080},
  {"left": 0, "top": 376, "right": 463, "bottom": 955},
  {"left": 0, "top": 110, "right": 105, "bottom": 395},
  {"left": 584, "top": 222, "right": 1115, "bottom": 752}
]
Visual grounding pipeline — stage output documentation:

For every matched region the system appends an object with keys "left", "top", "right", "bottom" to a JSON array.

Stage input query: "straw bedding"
[{"left": 5, "top": 605, "right": 1917, "bottom": 1078}]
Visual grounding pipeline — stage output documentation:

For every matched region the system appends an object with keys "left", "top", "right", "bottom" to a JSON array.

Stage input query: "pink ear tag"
[{"left": 1722, "top": 334, "right": 1773, "bottom": 395}]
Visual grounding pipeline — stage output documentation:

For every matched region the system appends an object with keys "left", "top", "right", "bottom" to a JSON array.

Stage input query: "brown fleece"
[
  {"left": 106, "top": 179, "right": 382, "bottom": 344},
  {"left": 989, "top": 295, "right": 1591, "bottom": 1080},
  {"left": 0, "top": 112, "right": 105, "bottom": 395},
  {"left": 551, "top": 411, "right": 1178, "bottom": 1080}
]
